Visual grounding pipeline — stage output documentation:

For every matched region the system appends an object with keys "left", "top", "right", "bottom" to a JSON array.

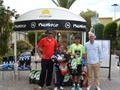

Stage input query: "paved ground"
[{"left": 0, "top": 55, "right": 120, "bottom": 90}]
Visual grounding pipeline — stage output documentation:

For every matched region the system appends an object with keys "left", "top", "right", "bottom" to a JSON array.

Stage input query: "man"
[
  {"left": 37, "top": 30, "right": 58, "bottom": 90},
  {"left": 85, "top": 33, "right": 103, "bottom": 90},
  {"left": 68, "top": 36, "right": 86, "bottom": 90}
]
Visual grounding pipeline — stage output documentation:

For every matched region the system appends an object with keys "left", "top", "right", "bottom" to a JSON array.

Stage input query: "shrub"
[
  {"left": 12, "top": 40, "right": 33, "bottom": 55},
  {"left": 27, "top": 31, "right": 43, "bottom": 45},
  {"left": 37, "top": 32, "right": 46, "bottom": 42},
  {"left": 115, "top": 24, "right": 120, "bottom": 50},
  {"left": 102, "top": 22, "right": 117, "bottom": 51},
  {"left": 93, "top": 23, "right": 104, "bottom": 39},
  {"left": 103, "top": 22, "right": 117, "bottom": 40}
]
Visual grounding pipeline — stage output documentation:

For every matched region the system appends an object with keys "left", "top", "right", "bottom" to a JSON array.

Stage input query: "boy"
[{"left": 68, "top": 36, "right": 86, "bottom": 90}]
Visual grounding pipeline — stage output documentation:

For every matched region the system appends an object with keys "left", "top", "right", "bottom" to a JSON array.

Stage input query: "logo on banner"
[
  {"left": 31, "top": 22, "right": 36, "bottom": 28},
  {"left": 65, "top": 22, "right": 71, "bottom": 29},
  {"left": 40, "top": 9, "right": 52, "bottom": 18},
  {"left": 38, "top": 23, "right": 59, "bottom": 28},
  {"left": 73, "top": 24, "right": 86, "bottom": 29},
  {"left": 14, "top": 24, "right": 26, "bottom": 29}
]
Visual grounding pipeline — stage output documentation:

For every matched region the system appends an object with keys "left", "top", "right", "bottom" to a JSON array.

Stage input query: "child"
[
  {"left": 51, "top": 44, "right": 69, "bottom": 90},
  {"left": 68, "top": 36, "right": 86, "bottom": 90}
]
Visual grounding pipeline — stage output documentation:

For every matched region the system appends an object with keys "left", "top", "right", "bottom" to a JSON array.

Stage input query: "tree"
[
  {"left": 12, "top": 40, "right": 33, "bottom": 55},
  {"left": 93, "top": 23, "right": 104, "bottom": 39},
  {"left": 103, "top": 22, "right": 117, "bottom": 40},
  {"left": 27, "top": 31, "right": 45, "bottom": 45},
  {"left": 37, "top": 32, "right": 46, "bottom": 42},
  {"left": 0, "top": 0, "right": 17, "bottom": 55},
  {"left": 80, "top": 9, "right": 99, "bottom": 41},
  {"left": 103, "top": 22, "right": 117, "bottom": 50},
  {"left": 115, "top": 24, "right": 120, "bottom": 50},
  {"left": 52, "top": 0, "right": 76, "bottom": 9},
  {"left": 52, "top": 0, "right": 76, "bottom": 49},
  {"left": 117, "top": 24, "right": 120, "bottom": 37}
]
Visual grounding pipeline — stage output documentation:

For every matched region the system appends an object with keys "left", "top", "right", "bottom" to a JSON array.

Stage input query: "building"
[
  {"left": 99, "top": 17, "right": 113, "bottom": 25},
  {"left": 99, "top": 17, "right": 120, "bottom": 26},
  {"left": 114, "top": 18, "right": 120, "bottom": 25}
]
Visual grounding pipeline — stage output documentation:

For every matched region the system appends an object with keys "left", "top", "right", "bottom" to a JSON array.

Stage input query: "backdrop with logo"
[
  {"left": 14, "top": 8, "right": 86, "bottom": 32},
  {"left": 13, "top": 7, "right": 87, "bottom": 78}
]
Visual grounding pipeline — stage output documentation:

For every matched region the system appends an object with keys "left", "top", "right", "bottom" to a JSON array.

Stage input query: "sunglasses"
[{"left": 48, "top": 33, "right": 53, "bottom": 34}]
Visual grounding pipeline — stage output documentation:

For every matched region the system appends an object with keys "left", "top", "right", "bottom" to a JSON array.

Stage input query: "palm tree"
[
  {"left": 52, "top": 0, "right": 76, "bottom": 49},
  {"left": 52, "top": 0, "right": 76, "bottom": 9}
]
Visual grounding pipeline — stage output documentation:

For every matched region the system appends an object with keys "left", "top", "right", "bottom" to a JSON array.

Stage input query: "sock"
[
  {"left": 73, "top": 84, "right": 75, "bottom": 86},
  {"left": 77, "top": 84, "right": 80, "bottom": 86}
]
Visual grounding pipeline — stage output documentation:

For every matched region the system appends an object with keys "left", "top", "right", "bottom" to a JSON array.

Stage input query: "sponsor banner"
[{"left": 14, "top": 20, "right": 86, "bottom": 31}]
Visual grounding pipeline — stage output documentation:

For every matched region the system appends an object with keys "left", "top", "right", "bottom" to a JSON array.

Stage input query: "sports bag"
[
  {"left": 29, "top": 70, "right": 41, "bottom": 84},
  {"left": 59, "top": 62, "right": 69, "bottom": 76},
  {"left": 80, "top": 71, "right": 88, "bottom": 87},
  {"left": 33, "top": 70, "right": 41, "bottom": 84},
  {"left": 62, "top": 73, "right": 72, "bottom": 86},
  {"left": 68, "top": 58, "right": 78, "bottom": 75}
]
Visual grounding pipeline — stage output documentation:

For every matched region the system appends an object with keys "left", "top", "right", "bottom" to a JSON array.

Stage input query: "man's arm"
[
  {"left": 37, "top": 46, "right": 43, "bottom": 60},
  {"left": 98, "top": 44, "right": 103, "bottom": 62},
  {"left": 37, "top": 38, "right": 44, "bottom": 59},
  {"left": 83, "top": 54, "right": 87, "bottom": 60},
  {"left": 82, "top": 45, "right": 87, "bottom": 63}
]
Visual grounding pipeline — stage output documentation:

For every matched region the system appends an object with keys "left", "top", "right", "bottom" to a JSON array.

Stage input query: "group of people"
[{"left": 37, "top": 30, "right": 103, "bottom": 90}]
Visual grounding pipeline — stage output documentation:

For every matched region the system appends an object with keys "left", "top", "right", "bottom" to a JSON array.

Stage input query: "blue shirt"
[{"left": 85, "top": 41, "right": 103, "bottom": 64}]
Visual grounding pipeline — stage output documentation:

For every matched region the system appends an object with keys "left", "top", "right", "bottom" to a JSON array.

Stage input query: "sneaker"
[
  {"left": 76, "top": 86, "right": 82, "bottom": 90},
  {"left": 86, "top": 86, "right": 91, "bottom": 90},
  {"left": 37, "top": 86, "right": 42, "bottom": 90},
  {"left": 54, "top": 87, "right": 58, "bottom": 90},
  {"left": 60, "top": 86, "right": 64, "bottom": 90},
  {"left": 71, "top": 85, "right": 76, "bottom": 90},
  {"left": 46, "top": 86, "right": 52, "bottom": 90},
  {"left": 96, "top": 86, "right": 101, "bottom": 90}
]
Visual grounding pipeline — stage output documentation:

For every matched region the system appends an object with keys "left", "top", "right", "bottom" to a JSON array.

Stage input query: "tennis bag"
[
  {"left": 62, "top": 71, "right": 88, "bottom": 87},
  {"left": 29, "top": 70, "right": 41, "bottom": 84},
  {"left": 59, "top": 62, "right": 69, "bottom": 76},
  {"left": 62, "top": 73, "right": 72, "bottom": 86},
  {"left": 80, "top": 71, "right": 88, "bottom": 87},
  {"left": 68, "top": 58, "right": 78, "bottom": 75},
  {"left": 67, "top": 57, "right": 88, "bottom": 87}
]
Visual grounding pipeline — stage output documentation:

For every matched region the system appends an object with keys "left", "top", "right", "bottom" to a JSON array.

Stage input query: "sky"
[{"left": 3, "top": 0, "right": 120, "bottom": 20}]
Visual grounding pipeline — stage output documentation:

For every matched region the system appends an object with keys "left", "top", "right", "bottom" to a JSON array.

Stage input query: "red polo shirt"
[{"left": 38, "top": 37, "right": 58, "bottom": 59}]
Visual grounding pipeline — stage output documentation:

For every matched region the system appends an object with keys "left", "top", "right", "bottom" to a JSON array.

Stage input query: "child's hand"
[
  {"left": 59, "top": 58, "right": 64, "bottom": 62},
  {"left": 52, "top": 59, "right": 55, "bottom": 62}
]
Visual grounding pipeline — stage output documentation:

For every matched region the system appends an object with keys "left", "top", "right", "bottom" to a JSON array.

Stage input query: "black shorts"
[
  {"left": 72, "top": 65, "right": 82, "bottom": 76},
  {"left": 77, "top": 65, "right": 82, "bottom": 76}
]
